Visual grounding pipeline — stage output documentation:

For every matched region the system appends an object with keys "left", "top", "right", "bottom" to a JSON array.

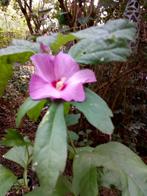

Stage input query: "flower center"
[{"left": 52, "top": 77, "right": 66, "bottom": 91}]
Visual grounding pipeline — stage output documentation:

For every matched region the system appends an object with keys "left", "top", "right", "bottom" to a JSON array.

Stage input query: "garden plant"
[{"left": 0, "top": 18, "right": 147, "bottom": 196}]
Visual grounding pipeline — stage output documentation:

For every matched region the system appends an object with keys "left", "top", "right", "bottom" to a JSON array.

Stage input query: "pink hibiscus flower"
[{"left": 29, "top": 52, "right": 96, "bottom": 102}]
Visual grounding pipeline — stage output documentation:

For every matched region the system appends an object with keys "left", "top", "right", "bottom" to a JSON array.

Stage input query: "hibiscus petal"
[
  {"left": 54, "top": 52, "right": 79, "bottom": 80},
  {"left": 61, "top": 83, "right": 85, "bottom": 102},
  {"left": 31, "top": 54, "right": 55, "bottom": 82},
  {"left": 29, "top": 74, "right": 60, "bottom": 100},
  {"left": 67, "top": 69, "right": 96, "bottom": 85}
]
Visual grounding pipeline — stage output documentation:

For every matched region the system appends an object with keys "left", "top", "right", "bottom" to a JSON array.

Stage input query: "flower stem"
[
  {"left": 68, "top": 132, "right": 77, "bottom": 154},
  {"left": 23, "top": 167, "right": 28, "bottom": 188},
  {"left": 23, "top": 145, "right": 30, "bottom": 188}
]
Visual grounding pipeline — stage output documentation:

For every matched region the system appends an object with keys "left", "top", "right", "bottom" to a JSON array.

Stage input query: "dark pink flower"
[{"left": 29, "top": 52, "right": 96, "bottom": 102}]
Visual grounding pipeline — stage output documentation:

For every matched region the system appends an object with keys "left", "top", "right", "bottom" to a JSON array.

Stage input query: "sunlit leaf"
[
  {"left": 0, "top": 59, "right": 12, "bottom": 96},
  {"left": 0, "top": 39, "right": 39, "bottom": 59},
  {"left": 0, "top": 39, "right": 37, "bottom": 64},
  {"left": 50, "top": 33, "right": 76, "bottom": 53}
]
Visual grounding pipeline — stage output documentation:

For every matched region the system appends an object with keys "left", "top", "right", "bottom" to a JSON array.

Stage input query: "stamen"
[
  {"left": 56, "top": 80, "right": 64, "bottom": 90},
  {"left": 52, "top": 77, "right": 67, "bottom": 91}
]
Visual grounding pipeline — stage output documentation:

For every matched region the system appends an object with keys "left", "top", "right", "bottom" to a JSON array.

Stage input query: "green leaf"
[
  {"left": 0, "top": 164, "right": 17, "bottom": 196},
  {"left": 25, "top": 187, "right": 45, "bottom": 196},
  {"left": 52, "top": 175, "right": 72, "bottom": 196},
  {"left": 72, "top": 19, "right": 136, "bottom": 41},
  {"left": 73, "top": 142, "right": 147, "bottom": 196},
  {"left": 50, "top": 33, "right": 76, "bottom": 53},
  {"left": 33, "top": 103, "right": 67, "bottom": 194},
  {"left": 27, "top": 100, "right": 47, "bottom": 122},
  {"left": 0, "top": 51, "right": 30, "bottom": 97},
  {"left": 65, "top": 113, "right": 81, "bottom": 126},
  {"left": 16, "top": 97, "right": 46, "bottom": 128},
  {"left": 69, "top": 19, "right": 136, "bottom": 64},
  {"left": 4, "top": 146, "right": 32, "bottom": 169},
  {"left": 69, "top": 38, "right": 131, "bottom": 65},
  {"left": 101, "top": 168, "right": 122, "bottom": 189},
  {"left": 73, "top": 153, "right": 98, "bottom": 196},
  {"left": 0, "top": 39, "right": 39, "bottom": 57},
  {"left": 0, "top": 59, "right": 12, "bottom": 96},
  {"left": 11, "top": 39, "right": 39, "bottom": 53},
  {"left": 64, "top": 102, "right": 70, "bottom": 115},
  {"left": 72, "top": 88, "right": 114, "bottom": 134},
  {"left": 94, "top": 142, "right": 147, "bottom": 196},
  {"left": 0, "top": 39, "right": 39, "bottom": 72},
  {"left": 0, "top": 48, "right": 33, "bottom": 63},
  {"left": 0, "top": 129, "right": 31, "bottom": 147}
]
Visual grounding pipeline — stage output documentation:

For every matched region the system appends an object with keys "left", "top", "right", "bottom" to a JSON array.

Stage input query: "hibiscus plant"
[{"left": 0, "top": 19, "right": 147, "bottom": 196}]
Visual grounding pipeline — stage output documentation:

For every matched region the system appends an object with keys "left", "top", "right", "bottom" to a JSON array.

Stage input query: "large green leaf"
[
  {"left": 26, "top": 176, "right": 72, "bottom": 196},
  {"left": 73, "top": 157, "right": 98, "bottom": 196},
  {"left": 0, "top": 39, "right": 39, "bottom": 58},
  {"left": 0, "top": 40, "right": 39, "bottom": 80},
  {"left": 0, "top": 164, "right": 17, "bottom": 196},
  {"left": 94, "top": 142, "right": 147, "bottom": 196},
  {"left": 73, "top": 142, "right": 147, "bottom": 196},
  {"left": 52, "top": 175, "right": 72, "bottom": 196},
  {"left": 11, "top": 39, "right": 39, "bottom": 53},
  {"left": 32, "top": 103, "right": 67, "bottom": 194},
  {"left": 72, "top": 88, "right": 114, "bottom": 134},
  {"left": 0, "top": 59, "right": 12, "bottom": 96},
  {"left": 0, "top": 40, "right": 33, "bottom": 97},
  {"left": 16, "top": 97, "right": 47, "bottom": 127},
  {"left": 72, "top": 19, "right": 136, "bottom": 41},
  {"left": 0, "top": 48, "right": 33, "bottom": 63},
  {"left": 69, "top": 19, "right": 136, "bottom": 64},
  {"left": 25, "top": 187, "right": 45, "bottom": 196},
  {"left": 4, "top": 145, "right": 32, "bottom": 169},
  {"left": 69, "top": 38, "right": 131, "bottom": 65}
]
